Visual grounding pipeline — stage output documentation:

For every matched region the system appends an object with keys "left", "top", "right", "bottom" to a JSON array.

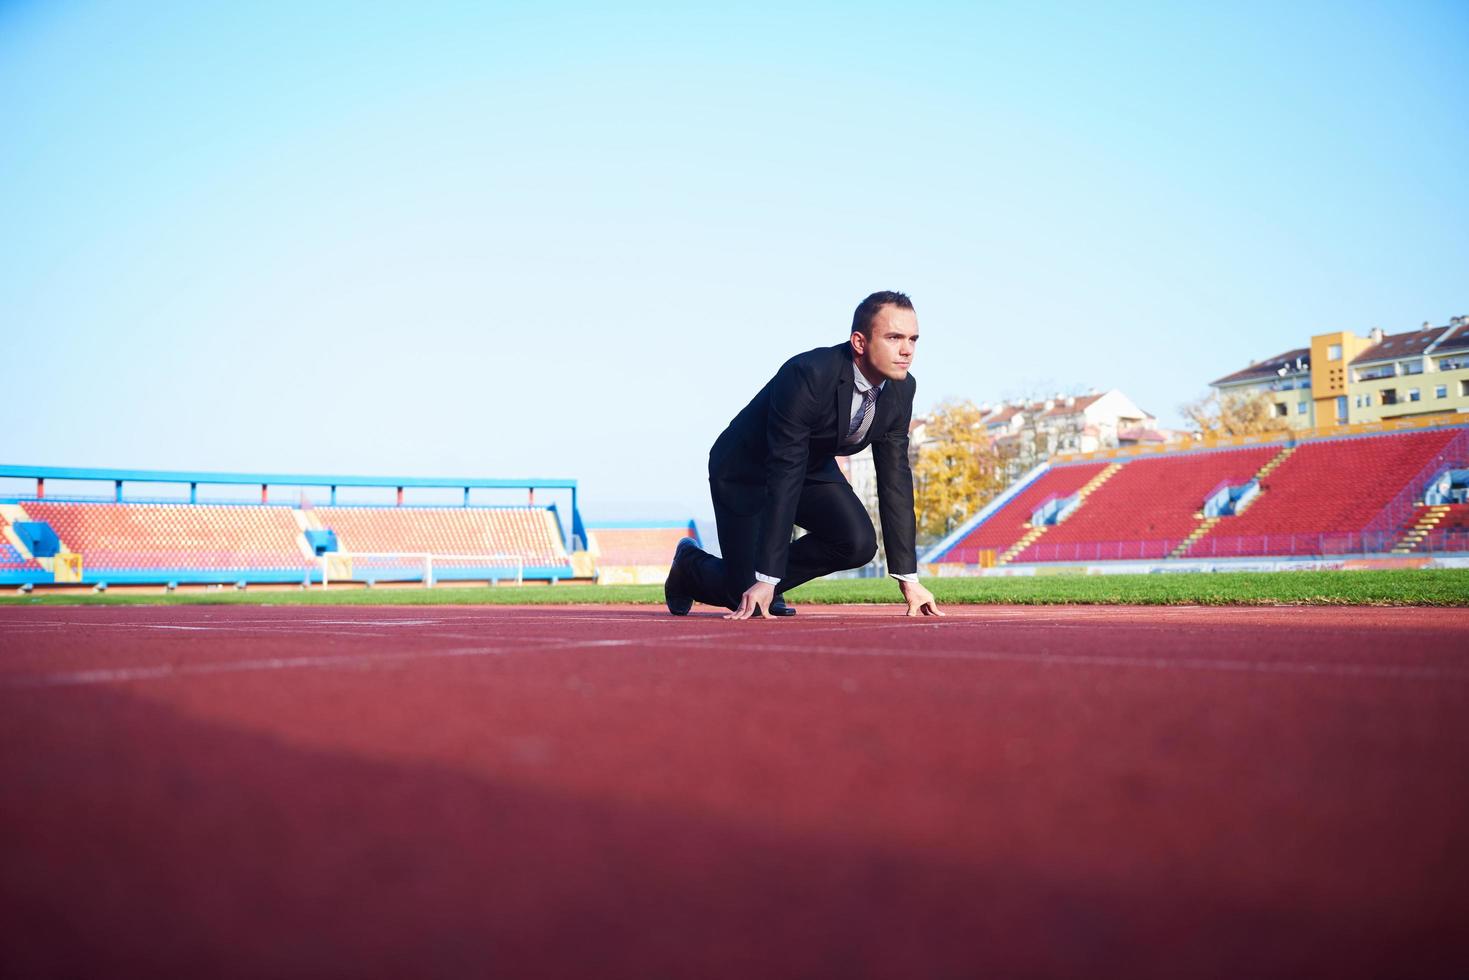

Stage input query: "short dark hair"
[{"left": 851, "top": 290, "right": 914, "bottom": 339}]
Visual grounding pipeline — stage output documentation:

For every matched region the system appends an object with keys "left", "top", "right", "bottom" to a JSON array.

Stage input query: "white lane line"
[
  {"left": 0, "top": 634, "right": 683, "bottom": 689},
  {"left": 2, "top": 646, "right": 509, "bottom": 688},
  {"left": 5, "top": 628, "right": 1466, "bottom": 688}
]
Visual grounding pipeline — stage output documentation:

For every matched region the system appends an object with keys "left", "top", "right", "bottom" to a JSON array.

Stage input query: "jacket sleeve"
[
  {"left": 756, "top": 356, "right": 818, "bottom": 577},
  {"left": 872, "top": 377, "right": 918, "bottom": 575}
]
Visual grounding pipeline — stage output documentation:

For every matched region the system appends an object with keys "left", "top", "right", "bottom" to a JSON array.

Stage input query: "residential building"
[
  {"left": 1212, "top": 315, "right": 1469, "bottom": 427},
  {"left": 980, "top": 390, "right": 1156, "bottom": 478},
  {"left": 840, "top": 390, "right": 1158, "bottom": 553}
]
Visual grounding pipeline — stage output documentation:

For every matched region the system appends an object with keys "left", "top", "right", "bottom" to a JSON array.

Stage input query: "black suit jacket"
[{"left": 708, "top": 342, "right": 919, "bottom": 579}]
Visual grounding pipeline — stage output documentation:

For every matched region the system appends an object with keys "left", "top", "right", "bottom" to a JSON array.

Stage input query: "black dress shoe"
[
  {"left": 767, "top": 593, "right": 796, "bottom": 616},
  {"left": 664, "top": 538, "right": 699, "bottom": 616}
]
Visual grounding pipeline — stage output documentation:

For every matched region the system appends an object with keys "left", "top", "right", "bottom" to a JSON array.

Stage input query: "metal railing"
[
  {"left": 1364, "top": 426, "right": 1469, "bottom": 536},
  {"left": 940, "top": 529, "right": 1469, "bottom": 565}
]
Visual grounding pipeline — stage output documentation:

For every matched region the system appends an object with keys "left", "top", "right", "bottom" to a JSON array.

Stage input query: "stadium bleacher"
[
  {"left": 0, "top": 539, "right": 42, "bottom": 572},
  {"left": 1186, "top": 429, "right": 1461, "bottom": 557},
  {"left": 4, "top": 428, "right": 1466, "bottom": 589},
  {"left": 585, "top": 520, "right": 700, "bottom": 583},
  {"left": 589, "top": 523, "right": 698, "bottom": 567},
  {"left": 315, "top": 506, "right": 570, "bottom": 569},
  {"left": 928, "top": 422, "right": 1469, "bottom": 566},
  {"left": 1014, "top": 446, "right": 1278, "bottom": 562},
  {"left": 0, "top": 467, "right": 586, "bottom": 587},
  {"left": 18, "top": 502, "right": 311, "bottom": 575},
  {"left": 940, "top": 462, "right": 1110, "bottom": 565}
]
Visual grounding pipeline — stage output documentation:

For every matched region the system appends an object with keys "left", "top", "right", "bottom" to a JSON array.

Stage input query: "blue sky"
[{"left": 3, "top": 1, "right": 1466, "bottom": 522}]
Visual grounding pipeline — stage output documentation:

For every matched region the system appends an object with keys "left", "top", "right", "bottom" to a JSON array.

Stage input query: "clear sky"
[{"left": 4, "top": 1, "right": 1466, "bottom": 523}]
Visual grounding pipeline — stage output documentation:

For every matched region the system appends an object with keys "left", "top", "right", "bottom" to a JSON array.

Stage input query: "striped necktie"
[{"left": 844, "top": 385, "right": 880, "bottom": 444}]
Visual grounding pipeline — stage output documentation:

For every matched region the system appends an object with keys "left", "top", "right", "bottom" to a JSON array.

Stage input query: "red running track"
[{"left": 2, "top": 603, "right": 1468, "bottom": 979}]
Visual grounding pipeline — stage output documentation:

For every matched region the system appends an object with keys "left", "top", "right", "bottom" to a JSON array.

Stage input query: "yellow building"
[{"left": 1212, "top": 316, "right": 1469, "bottom": 428}]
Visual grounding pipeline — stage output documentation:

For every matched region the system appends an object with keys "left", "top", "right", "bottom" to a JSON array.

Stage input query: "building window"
[
  {"left": 1382, "top": 388, "right": 1398, "bottom": 405},
  {"left": 1328, "top": 343, "right": 1342, "bottom": 360},
  {"left": 1274, "top": 402, "right": 1287, "bottom": 417},
  {"left": 1408, "top": 388, "right": 1421, "bottom": 402},
  {"left": 1297, "top": 401, "right": 1308, "bottom": 415},
  {"left": 1462, "top": 380, "right": 1469, "bottom": 397},
  {"left": 1335, "top": 395, "right": 1347, "bottom": 422},
  {"left": 1436, "top": 385, "right": 1448, "bottom": 399}
]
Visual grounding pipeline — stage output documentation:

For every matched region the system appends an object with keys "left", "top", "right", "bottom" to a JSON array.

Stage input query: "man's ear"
[{"left": 850, "top": 331, "right": 866, "bottom": 355}]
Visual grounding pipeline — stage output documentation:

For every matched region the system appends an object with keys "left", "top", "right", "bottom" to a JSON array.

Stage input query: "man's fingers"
[
  {"left": 725, "top": 592, "right": 775, "bottom": 621},
  {"left": 903, "top": 597, "right": 945, "bottom": 617}
]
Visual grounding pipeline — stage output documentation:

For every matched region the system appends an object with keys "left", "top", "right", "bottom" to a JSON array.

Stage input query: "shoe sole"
[{"left": 665, "top": 539, "right": 698, "bottom": 615}]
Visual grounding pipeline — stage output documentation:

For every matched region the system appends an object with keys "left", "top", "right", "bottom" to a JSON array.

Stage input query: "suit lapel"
[{"left": 833, "top": 348, "right": 852, "bottom": 439}]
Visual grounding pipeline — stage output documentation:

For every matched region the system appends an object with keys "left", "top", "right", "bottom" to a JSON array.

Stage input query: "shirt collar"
[{"left": 852, "top": 359, "right": 885, "bottom": 394}]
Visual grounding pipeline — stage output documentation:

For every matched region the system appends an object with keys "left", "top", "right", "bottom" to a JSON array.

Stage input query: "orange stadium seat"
[
  {"left": 315, "top": 507, "right": 569, "bottom": 568},
  {"left": 17, "top": 502, "right": 310, "bottom": 572}
]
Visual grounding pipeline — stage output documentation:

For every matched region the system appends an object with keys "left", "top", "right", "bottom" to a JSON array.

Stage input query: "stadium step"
[
  {"left": 998, "top": 523, "right": 1049, "bottom": 564},
  {"left": 997, "top": 463, "right": 1122, "bottom": 565},
  {"left": 1168, "top": 446, "right": 1295, "bottom": 558},
  {"left": 1169, "top": 517, "right": 1221, "bottom": 559},
  {"left": 1390, "top": 504, "right": 1451, "bottom": 554},
  {"left": 1233, "top": 445, "right": 1296, "bottom": 517},
  {"left": 1076, "top": 462, "right": 1123, "bottom": 500}
]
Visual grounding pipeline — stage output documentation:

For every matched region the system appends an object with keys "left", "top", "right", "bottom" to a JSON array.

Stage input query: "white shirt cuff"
[
  {"left": 890, "top": 572, "right": 919, "bottom": 583},
  {"left": 754, "top": 571, "right": 781, "bottom": 585}
]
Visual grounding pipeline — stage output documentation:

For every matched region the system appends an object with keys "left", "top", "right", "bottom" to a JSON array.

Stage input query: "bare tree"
[{"left": 1180, "top": 390, "right": 1293, "bottom": 437}]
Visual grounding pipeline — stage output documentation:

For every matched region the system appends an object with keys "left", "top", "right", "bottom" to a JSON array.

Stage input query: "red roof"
[{"left": 982, "top": 393, "right": 1106, "bottom": 425}]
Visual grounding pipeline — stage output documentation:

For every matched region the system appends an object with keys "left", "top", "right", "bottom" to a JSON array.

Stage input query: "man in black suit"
[{"left": 666, "top": 291, "right": 944, "bottom": 620}]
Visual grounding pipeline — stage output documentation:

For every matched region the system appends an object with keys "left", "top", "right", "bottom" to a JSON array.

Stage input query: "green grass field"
[{"left": 3, "top": 569, "right": 1466, "bottom": 607}]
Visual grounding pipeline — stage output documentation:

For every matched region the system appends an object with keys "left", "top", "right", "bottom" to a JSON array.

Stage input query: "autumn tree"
[
  {"left": 1180, "top": 389, "right": 1294, "bottom": 438},
  {"left": 912, "top": 399, "right": 1008, "bottom": 541}
]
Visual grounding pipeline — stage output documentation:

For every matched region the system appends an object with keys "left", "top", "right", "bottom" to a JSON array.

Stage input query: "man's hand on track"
[
  {"left": 726, "top": 580, "right": 777, "bottom": 620},
  {"left": 899, "top": 579, "right": 945, "bottom": 617}
]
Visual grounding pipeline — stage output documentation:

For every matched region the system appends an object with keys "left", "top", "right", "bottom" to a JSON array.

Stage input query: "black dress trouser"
[{"left": 684, "top": 478, "right": 880, "bottom": 610}]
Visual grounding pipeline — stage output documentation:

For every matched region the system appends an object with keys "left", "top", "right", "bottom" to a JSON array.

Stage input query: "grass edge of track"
[{"left": 2, "top": 568, "right": 1466, "bottom": 607}]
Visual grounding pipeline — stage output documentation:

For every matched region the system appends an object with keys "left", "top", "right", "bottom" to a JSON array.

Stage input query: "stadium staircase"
[
  {"left": 1392, "top": 504, "right": 1452, "bottom": 554},
  {"left": 937, "top": 462, "right": 1110, "bottom": 565},
  {"left": 1417, "top": 504, "right": 1469, "bottom": 552},
  {"left": 1169, "top": 517, "right": 1220, "bottom": 559},
  {"left": 998, "top": 463, "right": 1121, "bottom": 564},
  {"left": 1235, "top": 445, "right": 1296, "bottom": 514},
  {"left": 1171, "top": 445, "right": 1296, "bottom": 557}
]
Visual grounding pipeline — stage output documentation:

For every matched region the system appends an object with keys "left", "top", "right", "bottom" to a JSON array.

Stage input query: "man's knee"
[{"left": 843, "top": 527, "right": 878, "bottom": 569}]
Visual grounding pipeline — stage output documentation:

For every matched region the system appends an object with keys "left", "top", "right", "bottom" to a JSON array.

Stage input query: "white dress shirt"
[{"left": 756, "top": 360, "right": 919, "bottom": 587}]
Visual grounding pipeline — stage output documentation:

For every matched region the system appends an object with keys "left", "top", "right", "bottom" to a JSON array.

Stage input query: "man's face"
[{"left": 852, "top": 304, "right": 919, "bottom": 384}]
